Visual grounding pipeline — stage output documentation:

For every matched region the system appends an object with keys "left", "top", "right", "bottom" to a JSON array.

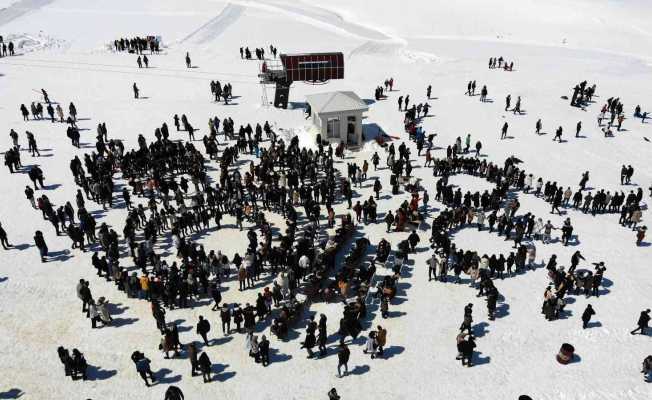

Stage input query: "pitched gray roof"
[{"left": 306, "top": 91, "right": 368, "bottom": 114}]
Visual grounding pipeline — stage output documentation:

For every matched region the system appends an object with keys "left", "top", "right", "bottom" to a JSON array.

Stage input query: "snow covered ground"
[{"left": 1, "top": 1, "right": 651, "bottom": 399}]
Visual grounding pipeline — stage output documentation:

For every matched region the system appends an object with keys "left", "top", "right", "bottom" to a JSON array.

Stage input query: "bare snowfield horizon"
[{"left": 1, "top": 1, "right": 651, "bottom": 399}]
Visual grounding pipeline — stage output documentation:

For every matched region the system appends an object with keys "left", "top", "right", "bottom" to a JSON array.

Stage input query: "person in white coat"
[
  {"left": 479, "top": 255, "right": 490, "bottom": 272},
  {"left": 630, "top": 209, "right": 643, "bottom": 230},
  {"left": 543, "top": 220, "right": 556, "bottom": 244},
  {"left": 476, "top": 209, "right": 486, "bottom": 230},
  {"left": 527, "top": 246, "right": 537, "bottom": 270},
  {"left": 428, "top": 253, "right": 440, "bottom": 281},
  {"left": 524, "top": 174, "right": 533, "bottom": 193},
  {"left": 535, "top": 178, "right": 544, "bottom": 196},
  {"left": 355, "top": 168, "right": 363, "bottom": 187},
  {"left": 363, "top": 331, "right": 377, "bottom": 359},
  {"left": 533, "top": 218, "right": 545, "bottom": 240},
  {"left": 298, "top": 254, "right": 310, "bottom": 281},
  {"left": 563, "top": 187, "right": 573, "bottom": 206},
  {"left": 88, "top": 300, "right": 100, "bottom": 329},
  {"left": 97, "top": 297, "right": 112, "bottom": 325},
  {"left": 276, "top": 271, "right": 289, "bottom": 299}
]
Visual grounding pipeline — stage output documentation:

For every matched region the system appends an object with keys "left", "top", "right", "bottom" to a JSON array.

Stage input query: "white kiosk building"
[{"left": 306, "top": 91, "right": 368, "bottom": 146}]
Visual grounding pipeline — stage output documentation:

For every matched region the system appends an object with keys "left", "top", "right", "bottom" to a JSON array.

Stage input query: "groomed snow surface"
[{"left": 1, "top": 1, "right": 652, "bottom": 399}]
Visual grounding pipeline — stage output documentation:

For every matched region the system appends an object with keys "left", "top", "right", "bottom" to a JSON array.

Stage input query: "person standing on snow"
[
  {"left": 500, "top": 122, "right": 508, "bottom": 140},
  {"left": 631, "top": 309, "right": 651, "bottom": 335},
  {"left": 553, "top": 126, "right": 563, "bottom": 142},
  {"left": 581, "top": 304, "right": 595, "bottom": 329},
  {"left": 0, "top": 222, "right": 13, "bottom": 250},
  {"left": 196, "top": 315, "right": 211, "bottom": 346},
  {"left": 165, "top": 386, "right": 185, "bottom": 400},
  {"left": 198, "top": 351, "right": 212, "bottom": 383},
  {"left": 34, "top": 230, "right": 48, "bottom": 262},
  {"left": 337, "top": 341, "right": 350, "bottom": 377},
  {"left": 132, "top": 351, "right": 156, "bottom": 387},
  {"left": 579, "top": 171, "right": 589, "bottom": 191},
  {"left": 642, "top": 356, "right": 652, "bottom": 382}
]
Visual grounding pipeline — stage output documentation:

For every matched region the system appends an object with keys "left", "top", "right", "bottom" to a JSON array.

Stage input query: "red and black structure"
[{"left": 259, "top": 52, "right": 344, "bottom": 109}]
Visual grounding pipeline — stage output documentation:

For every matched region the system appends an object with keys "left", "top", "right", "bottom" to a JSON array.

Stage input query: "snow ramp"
[
  {"left": 182, "top": 3, "right": 245, "bottom": 45},
  {"left": 0, "top": 0, "right": 53, "bottom": 27}
]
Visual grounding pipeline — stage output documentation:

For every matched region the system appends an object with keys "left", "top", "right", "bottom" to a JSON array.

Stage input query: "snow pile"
[
  {"left": 5, "top": 31, "right": 65, "bottom": 52},
  {"left": 277, "top": 125, "right": 319, "bottom": 150}
]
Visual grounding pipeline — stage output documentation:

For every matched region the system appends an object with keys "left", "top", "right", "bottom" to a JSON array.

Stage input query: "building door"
[{"left": 347, "top": 116, "right": 357, "bottom": 144}]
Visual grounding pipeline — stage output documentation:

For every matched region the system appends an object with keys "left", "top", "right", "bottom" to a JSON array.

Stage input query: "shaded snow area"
[{"left": 1, "top": 1, "right": 652, "bottom": 400}]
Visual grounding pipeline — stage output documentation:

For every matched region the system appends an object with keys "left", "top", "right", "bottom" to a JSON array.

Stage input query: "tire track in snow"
[
  {"left": 181, "top": 3, "right": 245, "bottom": 45},
  {"left": 0, "top": 0, "right": 53, "bottom": 27}
]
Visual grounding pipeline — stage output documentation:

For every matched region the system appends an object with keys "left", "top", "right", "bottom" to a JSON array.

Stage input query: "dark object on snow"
[{"left": 557, "top": 343, "right": 575, "bottom": 364}]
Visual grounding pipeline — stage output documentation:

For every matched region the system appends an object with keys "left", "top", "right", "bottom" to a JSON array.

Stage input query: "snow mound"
[
  {"left": 277, "top": 125, "right": 319, "bottom": 150},
  {"left": 4, "top": 31, "right": 65, "bottom": 53},
  {"left": 349, "top": 40, "right": 437, "bottom": 63}
]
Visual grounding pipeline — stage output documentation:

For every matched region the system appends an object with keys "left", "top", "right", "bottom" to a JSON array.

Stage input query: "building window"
[{"left": 327, "top": 117, "right": 340, "bottom": 138}]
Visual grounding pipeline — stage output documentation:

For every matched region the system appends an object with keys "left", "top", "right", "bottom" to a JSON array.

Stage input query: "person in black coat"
[
  {"left": 631, "top": 309, "right": 651, "bottom": 335},
  {"left": 198, "top": 352, "right": 212, "bottom": 383},
  {"left": 57, "top": 346, "right": 73, "bottom": 377},
  {"left": 0, "top": 222, "right": 12, "bottom": 249},
  {"left": 460, "top": 336, "right": 476, "bottom": 367},
  {"left": 71, "top": 349, "right": 87, "bottom": 380},
  {"left": 196, "top": 315, "right": 211, "bottom": 346},
  {"left": 210, "top": 283, "right": 222, "bottom": 311},
  {"left": 581, "top": 304, "right": 595, "bottom": 329},
  {"left": 33, "top": 230, "right": 48, "bottom": 262},
  {"left": 328, "top": 388, "right": 341, "bottom": 400},
  {"left": 302, "top": 329, "right": 316, "bottom": 358},
  {"left": 318, "top": 314, "right": 328, "bottom": 356},
  {"left": 259, "top": 335, "right": 270, "bottom": 366},
  {"left": 243, "top": 304, "right": 256, "bottom": 332},
  {"left": 642, "top": 355, "right": 652, "bottom": 381},
  {"left": 337, "top": 342, "right": 350, "bottom": 377},
  {"left": 407, "top": 230, "right": 420, "bottom": 252},
  {"left": 165, "top": 386, "right": 185, "bottom": 400},
  {"left": 187, "top": 342, "right": 199, "bottom": 376}
]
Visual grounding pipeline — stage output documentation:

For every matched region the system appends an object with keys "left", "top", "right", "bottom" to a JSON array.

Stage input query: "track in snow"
[
  {"left": 181, "top": 3, "right": 245, "bottom": 45},
  {"left": 237, "top": 0, "right": 391, "bottom": 41}
]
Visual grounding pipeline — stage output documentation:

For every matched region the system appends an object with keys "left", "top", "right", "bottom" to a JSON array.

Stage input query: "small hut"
[{"left": 306, "top": 91, "right": 368, "bottom": 146}]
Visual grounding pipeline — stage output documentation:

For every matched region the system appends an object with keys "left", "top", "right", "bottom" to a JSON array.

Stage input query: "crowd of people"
[
  {"left": 2, "top": 38, "right": 651, "bottom": 399},
  {"left": 0, "top": 35, "right": 16, "bottom": 57},
  {"left": 488, "top": 56, "right": 515, "bottom": 71},
  {"left": 113, "top": 36, "right": 161, "bottom": 54},
  {"left": 239, "top": 44, "right": 278, "bottom": 60}
]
